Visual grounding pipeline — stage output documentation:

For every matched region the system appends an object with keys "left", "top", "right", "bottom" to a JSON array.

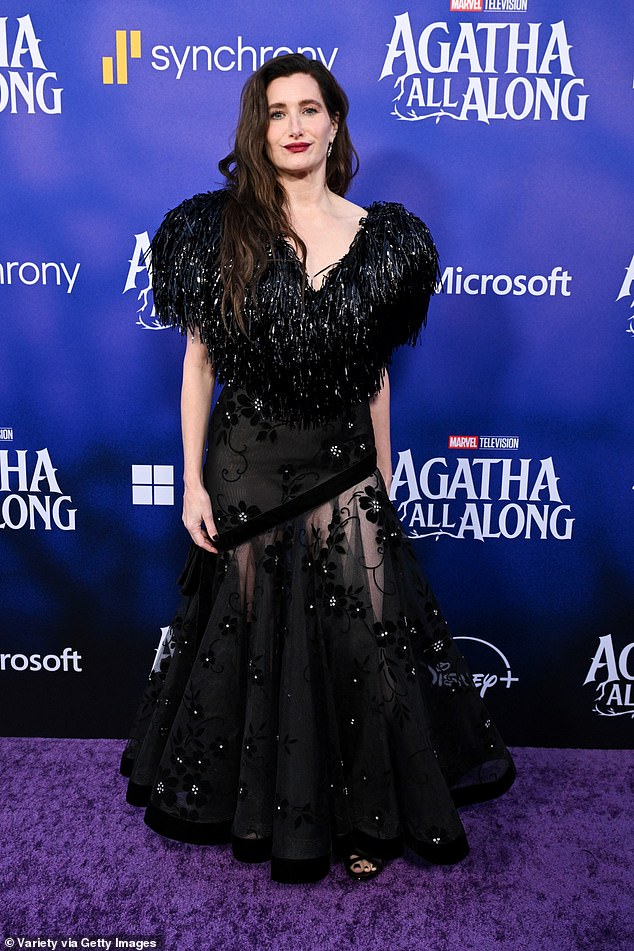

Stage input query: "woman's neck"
[{"left": 279, "top": 174, "right": 333, "bottom": 219}]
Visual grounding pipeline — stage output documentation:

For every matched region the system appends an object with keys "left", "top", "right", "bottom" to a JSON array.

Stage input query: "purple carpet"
[{"left": 0, "top": 740, "right": 632, "bottom": 951}]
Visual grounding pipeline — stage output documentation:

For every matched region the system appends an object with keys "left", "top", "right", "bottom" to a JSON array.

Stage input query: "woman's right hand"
[{"left": 182, "top": 484, "right": 219, "bottom": 553}]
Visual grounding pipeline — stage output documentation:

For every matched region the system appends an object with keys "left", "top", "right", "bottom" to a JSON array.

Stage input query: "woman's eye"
[
  {"left": 270, "top": 110, "right": 284, "bottom": 120},
  {"left": 303, "top": 107, "right": 318, "bottom": 115}
]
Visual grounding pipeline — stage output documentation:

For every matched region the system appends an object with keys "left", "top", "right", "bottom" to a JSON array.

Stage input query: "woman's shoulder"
[
  {"left": 150, "top": 190, "right": 229, "bottom": 332},
  {"left": 360, "top": 199, "right": 436, "bottom": 259},
  {"left": 350, "top": 198, "right": 439, "bottom": 309},
  {"left": 151, "top": 188, "right": 230, "bottom": 263},
  {"left": 350, "top": 200, "right": 439, "bottom": 346},
  {"left": 159, "top": 188, "right": 229, "bottom": 230},
  {"left": 365, "top": 199, "right": 429, "bottom": 230}
]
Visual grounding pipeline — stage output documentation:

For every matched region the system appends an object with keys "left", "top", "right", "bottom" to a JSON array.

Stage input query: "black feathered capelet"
[{"left": 150, "top": 189, "right": 439, "bottom": 426}]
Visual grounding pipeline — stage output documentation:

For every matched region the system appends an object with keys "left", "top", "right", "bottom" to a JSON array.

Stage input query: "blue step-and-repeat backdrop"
[{"left": 1, "top": 0, "right": 632, "bottom": 747}]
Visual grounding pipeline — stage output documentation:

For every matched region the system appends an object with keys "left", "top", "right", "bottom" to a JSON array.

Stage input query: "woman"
[{"left": 120, "top": 53, "right": 515, "bottom": 884}]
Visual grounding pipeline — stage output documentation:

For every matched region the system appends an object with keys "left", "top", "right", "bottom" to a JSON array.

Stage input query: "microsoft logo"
[{"left": 131, "top": 465, "right": 174, "bottom": 506}]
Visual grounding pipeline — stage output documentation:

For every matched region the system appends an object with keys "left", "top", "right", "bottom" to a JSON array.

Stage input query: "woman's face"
[{"left": 265, "top": 72, "right": 338, "bottom": 179}]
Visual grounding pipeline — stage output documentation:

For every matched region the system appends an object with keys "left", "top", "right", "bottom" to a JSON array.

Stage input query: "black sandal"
[{"left": 345, "top": 851, "right": 384, "bottom": 881}]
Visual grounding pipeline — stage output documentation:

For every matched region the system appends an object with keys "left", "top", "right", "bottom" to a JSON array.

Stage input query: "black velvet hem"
[
  {"left": 214, "top": 451, "right": 377, "bottom": 550},
  {"left": 333, "top": 829, "right": 405, "bottom": 861},
  {"left": 126, "top": 780, "right": 152, "bottom": 807},
  {"left": 334, "top": 826, "right": 468, "bottom": 866},
  {"left": 231, "top": 834, "right": 332, "bottom": 883},
  {"left": 138, "top": 799, "right": 471, "bottom": 870},
  {"left": 451, "top": 760, "right": 517, "bottom": 808},
  {"left": 231, "top": 834, "right": 272, "bottom": 863},
  {"left": 404, "top": 830, "right": 470, "bottom": 865},
  {"left": 119, "top": 752, "right": 134, "bottom": 778},
  {"left": 143, "top": 802, "right": 232, "bottom": 845},
  {"left": 270, "top": 854, "right": 331, "bottom": 884}
]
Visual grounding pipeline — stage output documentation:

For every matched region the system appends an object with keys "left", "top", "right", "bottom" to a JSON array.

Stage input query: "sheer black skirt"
[{"left": 120, "top": 388, "right": 515, "bottom": 882}]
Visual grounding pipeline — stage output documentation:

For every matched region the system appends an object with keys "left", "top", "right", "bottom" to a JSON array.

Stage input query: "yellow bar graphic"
[
  {"left": 129, "top": 30, "right": 142, "bottom": 59},
  {"left": 115, "top": 29, "right": 128, "bottom": 85},
  {"left": 102, "top": 56, "right": 114, "bottom": 85}
]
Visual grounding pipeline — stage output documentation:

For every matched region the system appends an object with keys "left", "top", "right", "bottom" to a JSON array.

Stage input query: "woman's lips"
[{"left": 284, "top": 143, "right": 310, "bottom": 152}]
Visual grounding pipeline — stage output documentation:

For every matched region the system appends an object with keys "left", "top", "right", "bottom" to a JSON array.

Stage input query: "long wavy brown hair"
[{"left": 218, "top": 53, "right": 359, "bottom": 333}]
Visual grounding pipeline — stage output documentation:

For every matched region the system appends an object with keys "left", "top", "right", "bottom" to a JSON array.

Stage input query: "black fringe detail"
[{"left": 149, "top": 189, "right": 440, "bottom": 427}]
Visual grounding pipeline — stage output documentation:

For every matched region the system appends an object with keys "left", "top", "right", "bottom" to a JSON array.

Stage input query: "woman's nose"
[{"left": 288, "top": 111, "right": 303, "bottom": 136}]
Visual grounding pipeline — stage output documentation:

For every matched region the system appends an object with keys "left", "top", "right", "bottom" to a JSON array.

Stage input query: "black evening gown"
[
  {"left": 119, "top": 190, "right": 515, "bottom": 883},
  {"left": 120, "top": 385, "right": 515, "bottom": 882}
]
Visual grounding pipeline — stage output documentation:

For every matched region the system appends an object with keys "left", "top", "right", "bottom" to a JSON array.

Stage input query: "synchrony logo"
[
  {"left": 101, "top": 28, "right": 338, "bottom": 84},
  {"left": 0, "top": 448, "right": 77, "bottom": 531},
  {"left": 390, "top": 450, "right": 574, "bottom": 541},
  {"left": 0, "top": 259, "right": 80, "bottom": 293},
  {"left": 379, "top": 13, "right": 588, "bottom": 123},
  {"left": 102, "top": 29, "right": 142, "bottom": 84},
  {"left": 0, "top": 14, "right": 63, "bottom": 114},
  {"left": 584, "top": 635, "right": 634, "bottom": 718},
  {"left": 616, "top": 253, "right": 634, "bottom": 337}
]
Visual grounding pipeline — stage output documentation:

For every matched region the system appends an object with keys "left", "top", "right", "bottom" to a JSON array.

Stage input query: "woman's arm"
[
  {"left": 181, "top": 331, "right": 218, "bottom": 552},
  {"left": 369, "top": 370, "right": 392, "bottom": 493}
]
